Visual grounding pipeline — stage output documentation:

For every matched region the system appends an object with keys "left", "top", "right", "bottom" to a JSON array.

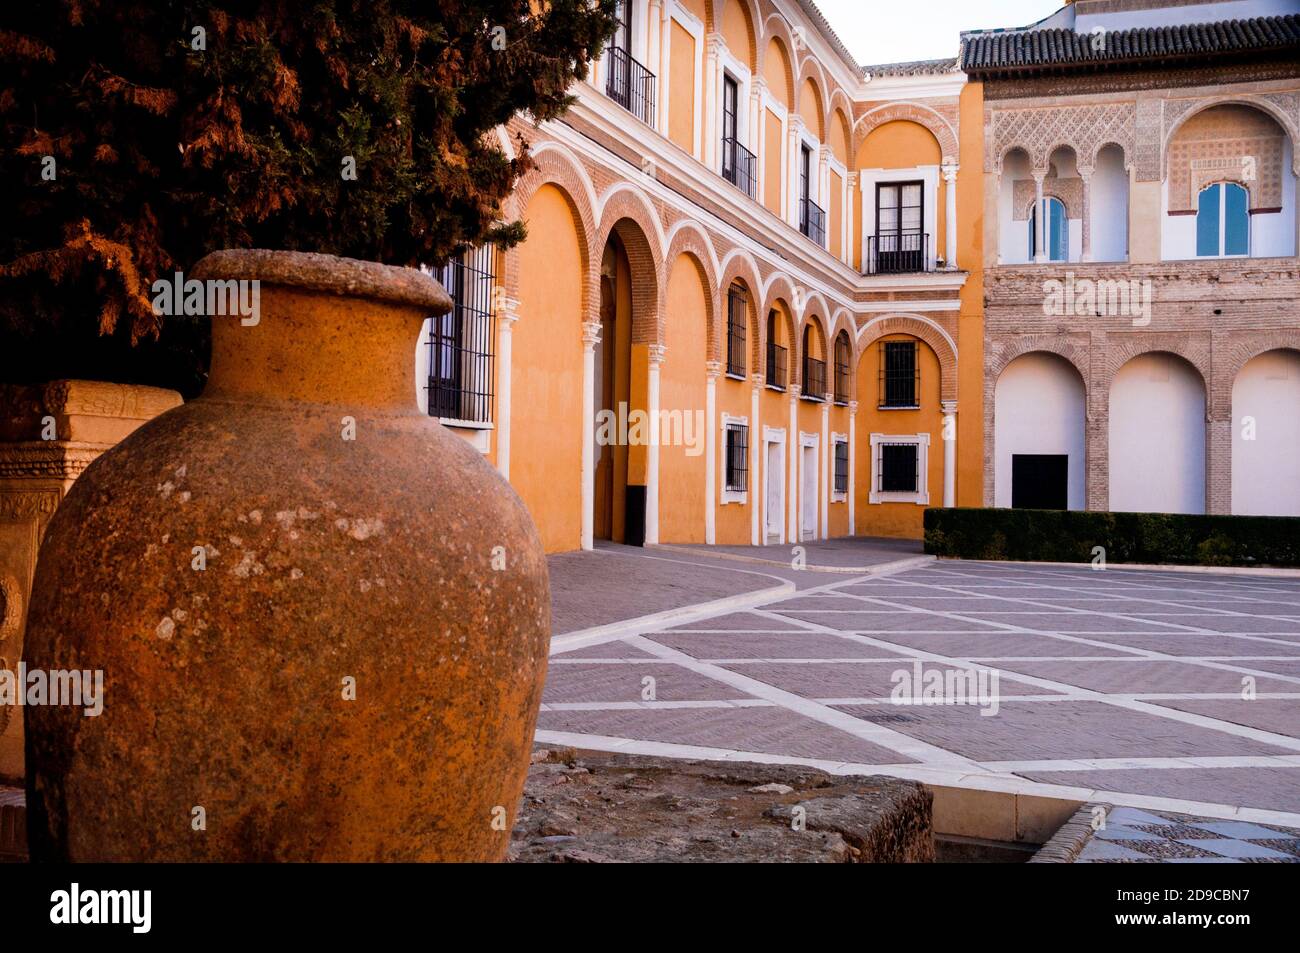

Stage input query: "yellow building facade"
[{"left": 433, "top": 0, "right": 986, "bottom": 554}]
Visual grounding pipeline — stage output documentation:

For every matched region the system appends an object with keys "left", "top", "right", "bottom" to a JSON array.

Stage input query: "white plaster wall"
[
  {"left": 994, "top": 352, "right": 1087, "bottom": 509},
  {"left": 414, "top": 317, "right": 432, "bottom": 415},
  {"left": 1109, "top": 354, "right": 1206, "bottom": 514},
  {"left": 1091, "top": 145, "right": 1129, "bottom": 262},
  {"left": 1232, "top": 349, "right": 1300, "bottom": 516}
]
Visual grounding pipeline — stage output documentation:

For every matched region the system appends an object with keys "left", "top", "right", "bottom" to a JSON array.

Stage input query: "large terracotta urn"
[{"left": 23, "top": 250, "right": 550, "bottom": 861}]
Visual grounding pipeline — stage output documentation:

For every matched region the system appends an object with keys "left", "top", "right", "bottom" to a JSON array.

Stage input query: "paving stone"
[
  {"left": 970, "top": 612, "right": 1189, "bottom": 633},
  {"left": 1018, "top": 767, "right": 1300, "bottom": 814},
  {"left": 1136, "top": 614, "right": 1300, "bottom": 634},
  {"left": 642, "top": 629, "right": 912, "bottom": 659},
  {"left": 542, "top": 663, "right": 747, "bottom": 703},
  {"left": 1150, "top": 699, "right": 1300, "bottom": 738},
  {"left": 992, "top": 659, "right": 1300, "bottom": 694},
  {"left": 1067, "top": 630, "right": 1300, "bottom": 657},
  {"left": 865, "top": 630, "right": 1140, "bottom": 658},
  {"left": 775, "top": 610, "right": 1007, "bottom": 632},
  {"left": 719, "top": 660, "right": 1049, "bottom": 701},
  {"left": 551, "top": 640, "right": 658, "bottom": 659},
  {"left": 666, "top": 611, "right": 806, "bottom": 631}
]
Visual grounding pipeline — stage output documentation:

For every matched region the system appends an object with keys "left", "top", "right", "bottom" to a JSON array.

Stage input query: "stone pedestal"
[{"left": 0, "top": 381, "right": 181, "bottom": 782}]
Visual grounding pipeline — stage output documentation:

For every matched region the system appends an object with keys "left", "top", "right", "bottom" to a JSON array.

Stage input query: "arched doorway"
[
  {"left": 1232, "top": 349, "right": 1300, "bottom": 516},
  {"left": 1109, "top": 353, "right": 1206, "bottom": 514},
  {"left": 594, "top": 233, "right": 633, "bottom": 542},
  {"left": 995, "top": 352, "right": 1086, "bottom": 510}
]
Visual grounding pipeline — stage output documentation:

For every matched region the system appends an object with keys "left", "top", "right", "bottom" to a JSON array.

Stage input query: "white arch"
[
  {"left": 663, "top": 218, "right": 723, "bottom": 279},
  {"left": 1232, "top": 349, "right": 1300, "bottom": 516},
  {"left": 596, "top": 180, "right": 670, "bottom": 256},
  {"left": 854, "top": 312, "right": 958, "bottom": 361},
  {"left": 526, "top": 140, "right": 601, "bottom": 226}
]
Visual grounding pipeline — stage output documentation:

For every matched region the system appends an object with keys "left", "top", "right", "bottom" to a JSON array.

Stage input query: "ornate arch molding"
[
  {"left": 665, "top": 222, "right": 723, "bottom": 365},
  {"left": 1162, "top": 94, "right": 1300, "bottom": 180},
  {"left": 597, "top": 185, "right": 669, "bottom": 346},
  {"left": 856, "top": 313, "right": 958, "bottom": 403},
  {"left": 986, "top": 102, "right": 1135, "bottom": 175},
  {"left": 855, "top": 101, "right": 959, "bottom": 165},
  {"left": 502, "top": 143, "right": 599, "bottom": 308}
]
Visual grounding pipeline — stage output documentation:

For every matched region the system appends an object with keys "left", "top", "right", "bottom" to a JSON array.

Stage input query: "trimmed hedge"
[{"left": 923, "top": 508, "right": 1300, "bottom": 568}]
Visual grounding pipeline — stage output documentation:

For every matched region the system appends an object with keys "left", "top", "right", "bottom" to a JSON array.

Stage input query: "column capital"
[
  {"left": 818, "top": 144, "right": 833, "bottom": 166},
  {"left": 581, "top": 320, "right": 601, "bottom": 349},
  {"left": 788, "top": 385, "right": 802, "bottom": 403},
  {"left": 750, "top": 373, "right": 765, "bottom": 390},
  {"left": 788, "top": 113, "right": 805, "bottom": 137},
  {"left": 848, "top": 400, "right": 859, "bottom": 414},
  {"left": 941, "top": 161, "right": 959, "bottom": 182},
  {"left": 941, "top": 400, "right": 958, "bottom": 415},
  {"left": 845, "top": 171, "right": 858, "bottom": 188},
  {"left": 749, "top": 76, "right": 767, "bottom": 100},
  {"left": 706, "top": 360, "right": 723, "bottom": 379},
  {"left": 705, "top": 32, "right": 726, "bottom": 59},
  {"left": 821, "top": 394, "right": 833, "bottom": 409},
  {"left": 647, "top": 343, "right": 667, "bottom": 366}
]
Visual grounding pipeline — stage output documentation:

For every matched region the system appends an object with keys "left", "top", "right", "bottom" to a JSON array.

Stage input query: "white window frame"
[
  {"left": 762, "top": 425, "right": 787, "bottom": 545},
  {"left": 859, "top": 166, "right": 940, "bottom": 273},
  {"left": 869, "top": 432, "right": 930, "bottom": 505},
  {"left": 721, "top": 413, "right": 750, "bottom": 504},
  {"left": 798, "top": 430, "right": 820, "bottom": 542},
  {"left": 831, "top": 432, "right": 848, "bottom": 503}
]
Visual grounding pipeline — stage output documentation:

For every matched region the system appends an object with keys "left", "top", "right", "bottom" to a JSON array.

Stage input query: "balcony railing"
[
  {"left": 766, "top": 342, "right": 786, "bottom": 390},
  {"left": 867, "top": 231, "right": 931, "bottom": 275},
  {"left": 721, "top": 136, "right": 757, "bottom": 199},
  {"left": 803, "top": 357, "right": 826, "bottom": 400},
  {"left": 800, "top": 197, "right": 826, "bottom": 246},
  {"left": 605, "top": 45, "right": 656, "bottom": 126}
]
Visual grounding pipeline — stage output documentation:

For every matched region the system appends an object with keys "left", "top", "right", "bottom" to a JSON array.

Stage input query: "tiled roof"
[
  {"left": 862, "top": 57, "right": 960, "bottom": 78},
  {"left": 961, "top": 13, "right": 1300, "bottom": 76},
  {"left": 793, "top": 0, "right": 866, "bottom": 76}
]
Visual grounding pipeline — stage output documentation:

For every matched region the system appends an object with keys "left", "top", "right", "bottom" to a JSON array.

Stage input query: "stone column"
[
  {"left": 786, "top": 115, "right": 804, "bottom": 227},
  {"left": 0, "top": 380, "right": 181, "bottom": 782},
  {"left": 1033, "top": 173, "right": 1047, "bottom": 263},
  {"left": 580, "top": 320, "right": 601, "bottom": 551},
  {"left": 705, "top": 361, "right": 721, "bottom": 544},
  {"left": 646, "top": 0, "right": 663, "bottom": 123},
  {"left": 818, "top": 145, "right": 833, "bottom": 235},
  {"left": 749, "top": 78, "right": 766, "bottom": 200},
  {"left": 1080, "top": 168, "right": 1094, "bottom": 263},
  {"left": 495, "top": 297, "right": 520, "bottom": 480},
  {"left": 787, "top": 386, "right": 799, "bottom": 543},
  {"left": 1086, "top": 411, "right": 1109, "bottom": 512},
  {"left": 942, "top": 161, "right": 959, "bottom": 269},
  {"left": 657, "top": 1, "right": 673, "bottom": 137},
  {"left": 848, "top": 400, "right": 858, "bottom": 535},
  {"left": 750, "top": 374, "right": 762, "bottom": 546},
  {"left": 645, "top": 344, "right": 665, "bottom": 545},
  {"left": 941, "top": 400, "right": 958, "bottom": 507},
  {"left": 845, "top": 172, "right": 858, "bottom": 267},
  {"left": 820, "top": 396, "right": 830, "bottom": 538}
]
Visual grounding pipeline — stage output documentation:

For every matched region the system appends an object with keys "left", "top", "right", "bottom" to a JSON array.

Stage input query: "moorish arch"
[
  {"left": 595, "top": 184, "right": 668, "bottom": 347},
  {"left": 664, "top": 221, "right": 722, "bottom": 363},
  {"left": 855, "top": 313, "right": 958, "bottom": 403},
  {"left": 1162, "top": 96, "right": 1300, "bottom": 181},
  {"left": 854, "top": 102, "right": 959, "bottom": 164}
]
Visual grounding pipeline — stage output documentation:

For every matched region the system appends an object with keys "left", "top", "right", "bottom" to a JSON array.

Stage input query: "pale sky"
[{"left": 815, "top": 0, "right": 1067, "bottom": 66}]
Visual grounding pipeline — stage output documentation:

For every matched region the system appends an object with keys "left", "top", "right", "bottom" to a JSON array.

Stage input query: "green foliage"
[
  {"left": 924, "top": 508, "right": 1300, "bottom": 568},
  {"left": 0, "top": 0, "right": 618, "bottom": 394}
]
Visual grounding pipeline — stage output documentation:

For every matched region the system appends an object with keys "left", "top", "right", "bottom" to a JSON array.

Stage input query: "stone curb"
[
  {"left": 1029, "top": 802, "right": 1105, "bottom": 863},
  {"left": 654, "top": 544, "right": 935, "bottom": 575}
]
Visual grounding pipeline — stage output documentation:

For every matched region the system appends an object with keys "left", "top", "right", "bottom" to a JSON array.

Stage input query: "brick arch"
[
  {"left": 856, "top": 314, "right": 958, "bottom": 403},
  {"left": 713, "top": 0, "right": 761, "bottom": 71},
  {"left": 760, "top": 276, "right": 800, "bottom": 390},
  {"left": 665, "top": 222, "right": 722, "bottom": 364},
  {"left": 502, "top": 145, "right": 598, "bottom": 309},
  {"left": 758, "top": 18, "right": 796, "bottom": 107},
  {"left": 854, "top": 102, "right": 958, "bottom": 165},
  {"left": 987, "top": 336, "right": 1090, "bottom": 388},
  {"left": 718, "top": 250, "right": 764, "bottom": 376},
  {"left": 1100, "top": 343, "right": 1211, "bottom": 410},
  {"left": 597, "top": 185, "right": 667, "bottom": 346},
  {"left": 1216, "top": 337, "right": 1300, "bottom": 418},
  {"left": 798, "top": 309, "right": 831, "bottom": 395}
]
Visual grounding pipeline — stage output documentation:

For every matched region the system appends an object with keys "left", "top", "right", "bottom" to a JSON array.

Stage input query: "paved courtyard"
[{"left": 539, "top": 559, "right": 1300, "bottom": 828}]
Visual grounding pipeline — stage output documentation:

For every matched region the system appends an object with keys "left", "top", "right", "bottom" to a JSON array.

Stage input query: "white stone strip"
[{"left": 622, "top": 633, "right": 986, "bottom": 768}]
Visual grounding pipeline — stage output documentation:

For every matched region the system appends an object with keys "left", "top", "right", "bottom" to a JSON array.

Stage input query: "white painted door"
[
  {"left": 765, "top": 442, "right": 782, "bottom": 543},
  {"left": 801, "top": 445, "right": 817, "bottom": 541}
]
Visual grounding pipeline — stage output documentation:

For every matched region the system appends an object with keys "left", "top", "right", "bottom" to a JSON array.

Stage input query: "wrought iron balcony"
[
  {"left": 803, "top": 357, "right": 826, "bottom": 400},
  {"left": 721, "top": 136, "right": 757, "bottom": 199},
  {"left": 867, "top": 231, "right": 931, "bottom": 275},
  {"left": 605, "top": 45, "right": 656, "bottom": 126},
  {"left": 766, "top": 342, "right": 786, "bottom": 390},
  {"left": 799, "top": 197, "right": 826, "bottom": 246}
]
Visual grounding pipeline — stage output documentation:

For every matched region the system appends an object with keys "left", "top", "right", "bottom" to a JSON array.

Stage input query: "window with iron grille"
[
  {"left": 726, "top": 284, "right": 747, "bottom": 377},
  {"left": 725, "top": 423, "right": 749, "bottom": 492},
  {"left": 834, "top": 334, "right": 851, "bottom": 403},
  {"left": 880, "top": 340, "right": 918, "bottom": 408},
  {"left": 834, "top": 439, "right": 849, "bottom": 494},
  {"left": 879, "top": 443, "right": 918, "bottom": 494},
  {"left": 425, "top": 244, "right": 496, "bottom": 424}
]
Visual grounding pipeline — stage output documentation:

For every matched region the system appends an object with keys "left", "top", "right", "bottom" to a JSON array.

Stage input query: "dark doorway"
[{"left": 1011, "top": 454, "right": 1068, "bottom": 510}]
